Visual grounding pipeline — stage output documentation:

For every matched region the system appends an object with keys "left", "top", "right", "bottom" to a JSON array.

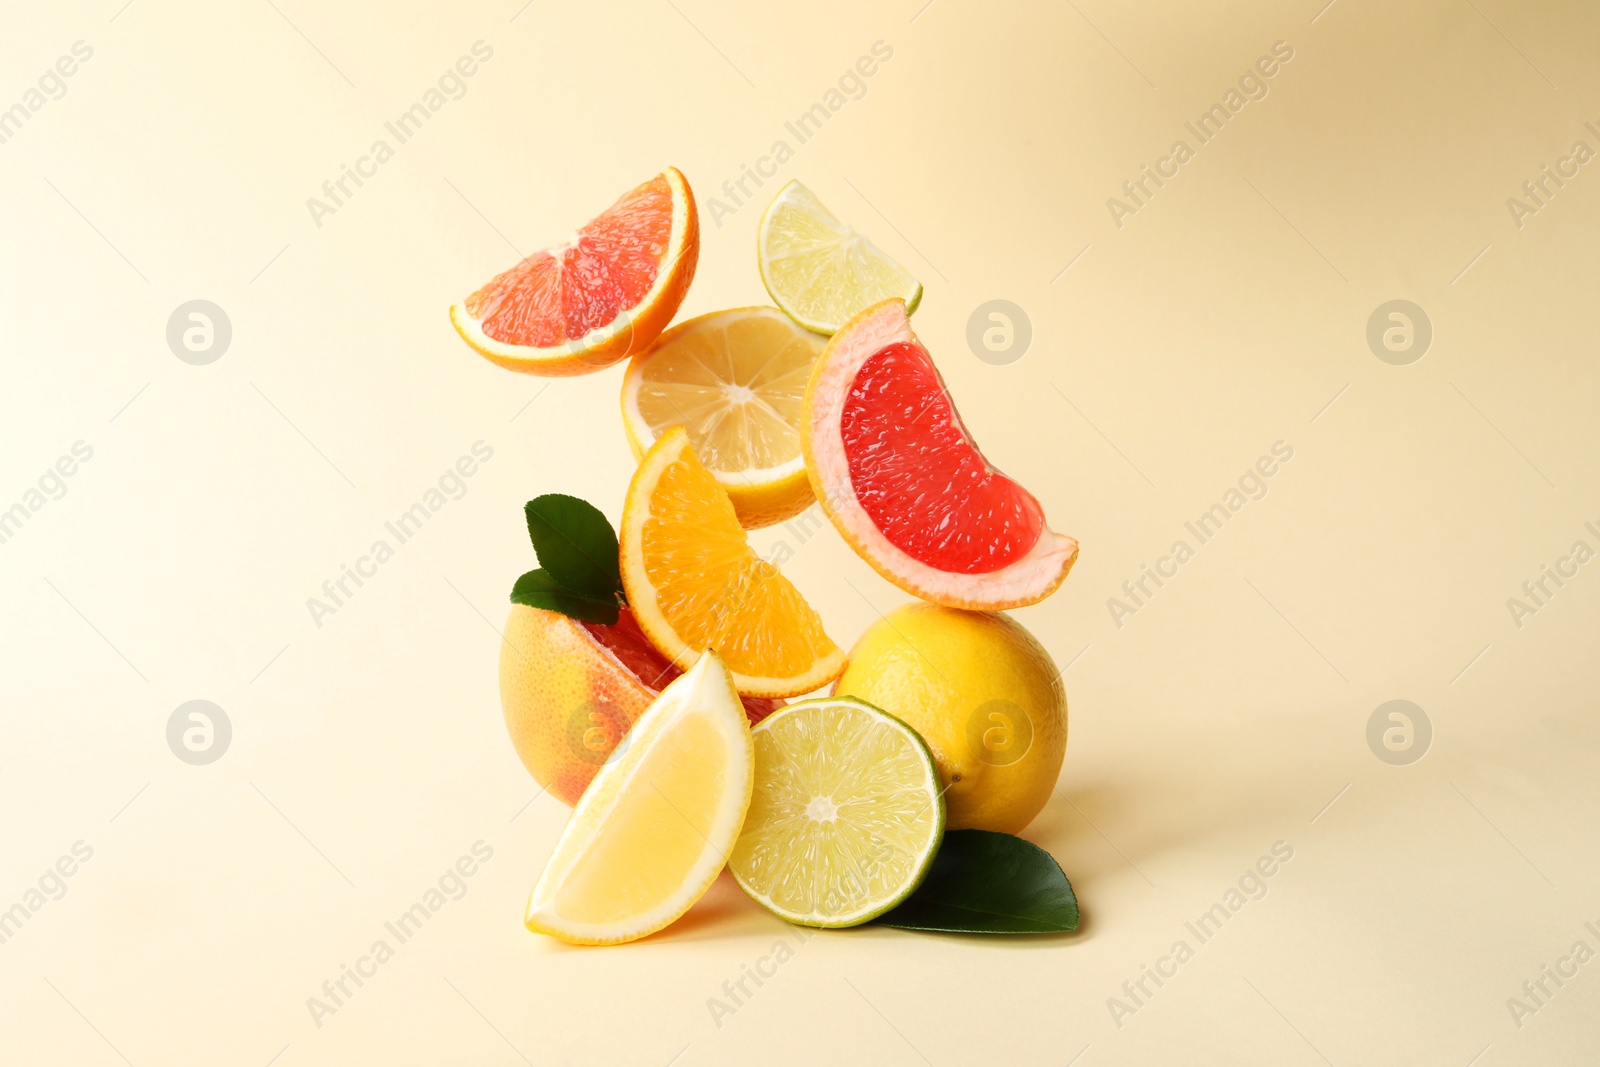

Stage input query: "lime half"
[
  {"left": 757, "top": 181, "right": 923, "bottom": 335},
  {"left": 729, "top": 696, "right": 945, "bottom": 927}
]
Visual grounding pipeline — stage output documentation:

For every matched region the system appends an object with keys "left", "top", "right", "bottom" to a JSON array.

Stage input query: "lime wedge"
[
  {"left": 728, "top": 696, "right": 945, "bottom": 927},
  {"left": 757, "top": 181, "right": 923, "bottom": 335}
]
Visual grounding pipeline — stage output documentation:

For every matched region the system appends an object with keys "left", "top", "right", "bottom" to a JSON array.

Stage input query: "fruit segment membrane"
[
  {"left": 466, "top": 176, "right": 673, "bottom": 347},
  {"left": 839, "top": 342, "right": 1045, "bottom": 574},
  {"left": 731, "top": 700, "right": 942, "bottom": 925},
  {"left": 641, "top": 456, "right": 837, "bottom": 678},
  {"left": 582, "top": 608, "right": 780, "bottom": 725}
]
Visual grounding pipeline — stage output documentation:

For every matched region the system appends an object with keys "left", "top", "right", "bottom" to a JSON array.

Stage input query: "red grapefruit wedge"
[
  {"left": 451, "top": 168, "right": 699, "bottom": 377},
  {"left": 802, "top": 298, "right": 1078, "bottom": 610}
]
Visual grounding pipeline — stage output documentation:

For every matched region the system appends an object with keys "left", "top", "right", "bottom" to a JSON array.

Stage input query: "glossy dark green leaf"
[
  {"left": 874, "top": 829, "right": 1078, "bottom": 934},
  {"left": 509, "top": 568, "right": 619, "bottom": 625},
  {"left": 524, "top": 494, "right": 621, "bottom": 600}
]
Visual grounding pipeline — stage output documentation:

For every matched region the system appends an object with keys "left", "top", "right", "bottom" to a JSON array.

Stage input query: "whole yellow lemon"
[{"left": 834, "top": 603, "right": 1066, "bottom": 833}]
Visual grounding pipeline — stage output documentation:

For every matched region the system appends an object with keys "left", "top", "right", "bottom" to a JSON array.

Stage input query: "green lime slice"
[
  {"left": 728, "top": 696, "right": 945, "bottom": 927},
  {"left": 757, "top": 181, "right": 923, "bottom": 336}
]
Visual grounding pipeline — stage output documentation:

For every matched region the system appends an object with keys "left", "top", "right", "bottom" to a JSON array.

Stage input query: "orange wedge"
[
  {"left": 620, "top": 427, "right": 846, "bottom": 698},
  {"left": 451, "top": 168, "right": 699, "bottom": 377}
]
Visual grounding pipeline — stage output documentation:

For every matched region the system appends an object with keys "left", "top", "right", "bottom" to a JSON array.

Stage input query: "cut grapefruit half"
[
  {"left": 802, "top": 298, "right": 1077, "bottom": 610},
  {"left": 451, "top": 168, "right": 699, "bottom": 377},
  {"left": 501, "top": 604, "right": 778, "bottom": 807}
]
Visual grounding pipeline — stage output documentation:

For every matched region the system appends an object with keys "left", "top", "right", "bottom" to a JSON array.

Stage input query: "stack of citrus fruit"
[{"left": 452, "top": 170, "right": 1079, "bottom": 945}]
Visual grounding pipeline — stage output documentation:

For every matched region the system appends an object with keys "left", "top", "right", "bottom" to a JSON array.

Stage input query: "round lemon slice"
[
  {"left": 622, "top": 307, "right": 822, "bottom": 529},
  {"left": 757, "top": 180, "right": 922, "bottom": 336},
  {"left": 729, "top": 697, "right": 945, "bottom": 927},
  {"left": 524, "top": 650, "right": 753, "bottom": 945}
]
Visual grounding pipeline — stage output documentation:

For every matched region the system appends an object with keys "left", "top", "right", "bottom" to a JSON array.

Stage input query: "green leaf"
[
  {"left": 524, "top": 494, "right": 621, "bottom": 601},
  {"left": 509, "top": 569, "right": 619, "bottom": 625},
  {"left": 873, "top": 830, "right": 1079, "bottom": 934}
]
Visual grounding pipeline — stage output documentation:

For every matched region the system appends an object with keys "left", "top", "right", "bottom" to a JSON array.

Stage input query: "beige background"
[{"left": 3, "top": 0, "right": 1599, "bottom": 1063}]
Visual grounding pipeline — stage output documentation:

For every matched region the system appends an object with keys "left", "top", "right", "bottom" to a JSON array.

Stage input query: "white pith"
[
  {"left": 524, "top": 651, "right": 753, "bottom": 943},
  {"left": 620, "top": 429, "right": 847, "bottom": 697},
  {"left": 729, "top": 697, "right": 944, "bottom": 928},
  {"left": 619, "top": 307, "right": 815, "bottom": 488},
  {"left": 804, "top": 300, "right": 1078, "bottom": 609},
  {"left": 451, "top": 169, "right": 694, "bottom": 363},
  {"left": 758, "top": 180, "right": 922, "bottom": 335}
]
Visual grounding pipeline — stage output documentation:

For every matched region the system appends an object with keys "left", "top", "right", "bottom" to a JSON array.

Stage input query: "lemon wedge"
[{"left": 525, "top": 650, "right": 753, "bottom": 945}]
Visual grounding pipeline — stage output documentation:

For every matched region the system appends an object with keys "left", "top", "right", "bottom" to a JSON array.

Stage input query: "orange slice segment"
[
  {"left": 451, "top": 168, "right": 699, "bottom": 376},
  {"left": 620, "top": 427, "right": 846, "bottom": 698}
]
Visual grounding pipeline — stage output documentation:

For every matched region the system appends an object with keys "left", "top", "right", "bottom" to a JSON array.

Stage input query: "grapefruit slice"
[
  {"left": 451, "top": 168, "right": 699, "bottom": 377},
  {"left": 501, "top": 604, "right": 778, "bottom": 807},
  {"left": 802, "top": 298, "right": 1077, "bottom": 610}
]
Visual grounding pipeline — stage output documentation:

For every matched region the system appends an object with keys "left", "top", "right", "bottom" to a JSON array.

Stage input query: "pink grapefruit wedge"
[
  {"left": 802, "top": 298, "right": 1077, "bottom": 610},
  {"left": 451, "top": 168, "right": 698, "bottom": 377}
]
